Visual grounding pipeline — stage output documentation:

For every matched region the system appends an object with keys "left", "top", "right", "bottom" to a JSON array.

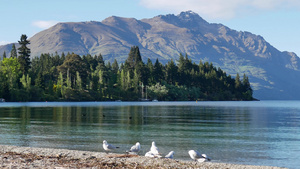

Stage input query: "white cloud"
[
  {"left": 32, "top": 20, "right": 58, "bottom": 29},
  {"left": 0, "top": 41, "right": 10, "bottom": 46},
  {"left": 140, "top": 0, "right": 300, "bottom": 19}
]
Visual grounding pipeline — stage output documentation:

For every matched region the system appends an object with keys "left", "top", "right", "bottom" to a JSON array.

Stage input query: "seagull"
[
  {"left": 165, "top": 151, "right": 174, "bottom": 159},
  {"left": 102, "top": 140, "right": 119, "bottom": 152},
  {"left": 150, "top": 141, "right": 160, "bottom": 155},
  {"left": 126, "top": 142, "right": 141, "bottom": 154},
  {"left": 145, "top": 151, "right": 155, "bottom": 157},
  {"left": 188, "top": 150, "right": 211, "bottom": 162},
  {"left": 144, "top": 151, "right": 162, "bottom": 158}
]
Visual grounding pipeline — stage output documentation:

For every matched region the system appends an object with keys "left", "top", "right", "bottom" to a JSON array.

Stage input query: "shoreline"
[{"left": 0, "top": 145, "right": 286, "bottom": 169}]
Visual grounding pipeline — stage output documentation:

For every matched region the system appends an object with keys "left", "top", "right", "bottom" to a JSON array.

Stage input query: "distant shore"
[{"left": 0, "top": 145, "right": 285, "bottom": 169}]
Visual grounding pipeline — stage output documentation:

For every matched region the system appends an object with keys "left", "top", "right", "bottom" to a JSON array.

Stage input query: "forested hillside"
[{"left": 0, "top": 40, "right": 253, "bottom": 101}]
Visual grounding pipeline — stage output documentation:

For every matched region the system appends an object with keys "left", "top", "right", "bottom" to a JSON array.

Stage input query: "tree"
[
  {"left": 57, "top": 53, "right": 88, "bottom": 82},
  {"left": 242, "top": 73, "right": 253, "bottom": 100},
  {"left": 153, "top": 58, "right": 164, "bottom": 83},
  {"left": 0, "top": 57, "right": 21, "bottom": 90},
  {"left": 10, "top": 44, "right": 17, "bottom": 58},
  {"left": 165, "top": 59, "right": 178, "bottom": 85},
  {"left": 18, "top": 34, "right": 31, "bottom": 74},
  {"left": 125, "top": 46, "right": 142, "bottom": 69},
  {"left": 76, "top": 71, "right": 82, "bottom": 91},
  {"left": 147, "top": 83, "right": 168, "bottom": 100},
  {"left": 20, "top": 74, "right": 31, "bottom": 91},
  {"left": 235, "top": 73, "right": 241, "bottom": 89},
  {"left": 2, "top": 51, "right": 6, "bottom": 60},
  {"left": 112, "top": 59, "right": 119, "bottom": 73}
]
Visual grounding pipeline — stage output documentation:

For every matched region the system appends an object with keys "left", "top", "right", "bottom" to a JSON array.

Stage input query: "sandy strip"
[{"left": 0, "top": 145, "right": 286, "bottom": 169}]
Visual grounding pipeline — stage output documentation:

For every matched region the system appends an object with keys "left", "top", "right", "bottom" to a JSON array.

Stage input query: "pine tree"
[
  {"left": 125, "top": 46, "right": 142, "bottom": 69},
  {"left": 10, "top": 44, "right": 17, "bottom": 58},
  {"left": 235, "top": 73, "right": 241, "bottom": 89},
  {"left": 2, "top": 51, "right": 6, "bottom": 60},
  {"left": 17, "top": 34, "right": 31, "bottom": 74},
  {"left": 112, "top": 59, "right": 119, "bottom": 73},
  {"left": 153, "top": 58, "right": 163, "bottom": 83},
  {"left": 165, "top": 59, "right": 178, "bottom": 85}
]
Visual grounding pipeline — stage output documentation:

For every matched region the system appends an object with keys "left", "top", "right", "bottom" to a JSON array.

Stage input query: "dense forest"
[{"left": 0, "top": 35, "right": 253, "bottom": 102}]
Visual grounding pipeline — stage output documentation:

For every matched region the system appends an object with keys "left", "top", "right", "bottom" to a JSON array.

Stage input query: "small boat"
[{"left": 0, "top": 98, "right": 5, "bottom": 102}]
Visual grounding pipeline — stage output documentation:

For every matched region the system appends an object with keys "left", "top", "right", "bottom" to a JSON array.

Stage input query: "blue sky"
[{"left": 1, "top": 0, "right": 300, "bottom": 56}]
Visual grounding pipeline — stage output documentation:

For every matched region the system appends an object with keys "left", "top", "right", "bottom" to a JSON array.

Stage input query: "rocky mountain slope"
[{"left": 1, "top": 11, "right": 300, "bottom": 100}]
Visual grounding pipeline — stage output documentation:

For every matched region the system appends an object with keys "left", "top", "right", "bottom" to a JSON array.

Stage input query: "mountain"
[{"left": 1, "top": 11, "right": 300, "bottom": 100}]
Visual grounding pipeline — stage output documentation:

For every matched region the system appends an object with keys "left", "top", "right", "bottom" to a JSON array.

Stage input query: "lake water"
[{"left": 0, "top": 101, "right": 299, "bottom": 168}]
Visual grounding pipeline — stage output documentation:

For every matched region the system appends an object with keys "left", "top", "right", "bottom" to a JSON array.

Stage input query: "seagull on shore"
[
  {"left": 188, "top": 150, "right": 211, "bottom": 162},
  {"left": 144, "top": 141, "right": 162, "bottom": 158},
  {"left": 144, "top": 151, "right": 163, "bottom": 158},
  {"left": 165, "top": 151, "right": 174, "bottom": 159},
  {"left": 145, "top": 151, "right": 155, "bottom": 157},
  {"left": 150, "top": 141, "right": 160, "bottom": 155},
  {"left": 126, "top": 142, "right": 141, "bottom": 154},
  {"left": 102, "top": 140, "right": 119, "bottom": 152}
]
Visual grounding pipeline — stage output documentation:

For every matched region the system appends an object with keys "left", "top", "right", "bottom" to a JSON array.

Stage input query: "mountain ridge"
[{"left": 1, "top": 11, "right": 300, "bottom": 100}]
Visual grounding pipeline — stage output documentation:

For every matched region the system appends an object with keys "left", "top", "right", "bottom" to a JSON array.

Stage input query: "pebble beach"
[{"left": 0, "top": 145, "right": 286, "bottom": 169}]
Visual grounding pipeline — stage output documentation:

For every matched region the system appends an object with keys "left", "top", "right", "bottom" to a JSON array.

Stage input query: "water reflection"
[{"left": 0, "top": 101, "right": 299, "bottom": 168}]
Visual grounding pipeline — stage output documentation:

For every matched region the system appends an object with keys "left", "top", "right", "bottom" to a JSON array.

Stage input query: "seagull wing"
[{"left": 107, "top": 143, "right": 117, "bottom": 149}]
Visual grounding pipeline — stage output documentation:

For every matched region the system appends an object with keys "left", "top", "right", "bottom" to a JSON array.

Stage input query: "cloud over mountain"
[
  {"left": 32, "top": 20, "right": 59, "bottom": 29},
  {"left": 140, "top": 0, "right": 300, "bottom": 19}
]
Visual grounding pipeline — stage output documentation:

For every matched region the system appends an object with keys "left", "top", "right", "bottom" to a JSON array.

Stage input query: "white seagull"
[
  {"left": 165, "top": 151, "right": 175, "bottom": 159},
  {"left": 127, "top": 142, "right": 141, "bottom": 154},
  {"left": 188, "top": 150, "right": 211, "bottom": 162},
  {"left": 102, "top": 140, "right": 119, "bottom": 152},
  {"left": 145, "top": 151, "right": 155, "bottom": 157},
  {"left": 150, "top": 141, "right": 160, "bottom": 155}
]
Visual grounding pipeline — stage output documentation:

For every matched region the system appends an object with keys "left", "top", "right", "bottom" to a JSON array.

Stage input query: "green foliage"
[
  {"left": 20, "top": 74, "right": 31, "bottom": 90},
  {"left": 147, "top": 83, "right": 168, "bottom": 100},
  {"left": 0, "top": 42, "right": 254, "bottom": 101}
]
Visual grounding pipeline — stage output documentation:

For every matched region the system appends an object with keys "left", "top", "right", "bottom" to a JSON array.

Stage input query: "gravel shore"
[{"left": 0, "top": 145, "right": 286, "bottom": 169}]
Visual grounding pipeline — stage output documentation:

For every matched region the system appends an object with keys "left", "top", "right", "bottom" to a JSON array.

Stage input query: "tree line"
[{"left": 0, "top": 35, "right": 253, "bottom": 102}]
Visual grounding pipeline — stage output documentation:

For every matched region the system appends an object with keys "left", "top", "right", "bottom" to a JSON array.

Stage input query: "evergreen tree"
[
  {"left": 10, "top": 44, "right": 17, "bottom": 58},
  {"left": 165, "top": 59, "right": 178, "bottom": 85},
  {"left": 2, "top": 51, "right": 6, "bottom": 60},
  {"left": 18, "top": 34, "right": 31, "bottom": 74},
  {"left": 242, "top": 73, "right": 253, "bottom": 100},
  {"left": 235, "top": 73, "right": 241, "bottom": 89},
  {"left": 153, "top": 58, "right": 164, "bottom": 83},
  {"left": 112, "top": 59, "right": 119, "bottom": 73},
  {"left": 126, "top": 46, "right": 142, "bottom": 69},
  {"left": 146, "top": 58, "right": 154, "bottom": 85}
]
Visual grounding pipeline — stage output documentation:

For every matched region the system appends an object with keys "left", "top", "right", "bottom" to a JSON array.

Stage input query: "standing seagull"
[
  {"left": 188, "top": 150, "right": 211, "bottom": 162},
  {"left": 103, "top": 140, "right": 119, "bottom": 152},
  {"left": 126, "top": 142, "right": 141, "bottom": 154},
  {"left": 165, "top": 151, "right": 175, "bottom": 159},
  {"left": 150, "top": 141, "right": 160, "bottom": 155}
]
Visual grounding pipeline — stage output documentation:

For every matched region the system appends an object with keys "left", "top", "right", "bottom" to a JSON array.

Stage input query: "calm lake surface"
[{"left": 0, "top": 101, "right": 299, "bottom": 168}]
